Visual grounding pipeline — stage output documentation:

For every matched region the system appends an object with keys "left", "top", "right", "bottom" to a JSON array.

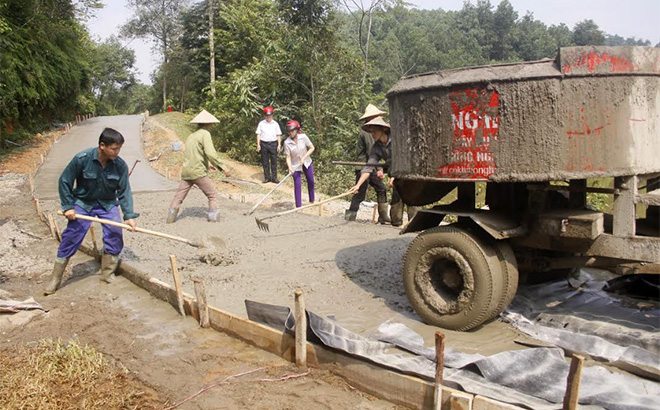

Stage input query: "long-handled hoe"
[
  {"left": 57, "top": 211, "right": 206, "bottom": 248},
  {"left": 255, "top": 191, "right": 353, "bottom": 232}
]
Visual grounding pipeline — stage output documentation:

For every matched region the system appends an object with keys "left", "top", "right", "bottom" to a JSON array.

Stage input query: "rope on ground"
[{"left": 163, "top": 367, "right": 312, "bottom": 410}]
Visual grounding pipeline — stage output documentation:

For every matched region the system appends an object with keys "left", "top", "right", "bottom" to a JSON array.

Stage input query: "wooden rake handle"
[
  {"left": 259, "top": 191, "right": 353, "bottom": 222},
  {"left": 57, "top": 210, "right": 195, "bottom": 246},
  {"left": 247, "top": 171, "right": 294, "bottom": 215}
]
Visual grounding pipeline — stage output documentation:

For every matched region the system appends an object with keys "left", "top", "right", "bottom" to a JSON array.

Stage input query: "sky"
[{"left": 86, "top": 0, "right": 660, "bottom": 85}]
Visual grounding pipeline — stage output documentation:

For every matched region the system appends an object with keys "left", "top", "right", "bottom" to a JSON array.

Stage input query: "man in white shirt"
[{"left": 255, "top": 106, "right": 282, "bottom": 183}]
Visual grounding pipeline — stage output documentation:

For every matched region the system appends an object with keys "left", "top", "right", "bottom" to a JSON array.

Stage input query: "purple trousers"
[
  {"left": 292, "top": 164, "right": 315, "bottom": 208},
  {"left": 57, "top": 204, "right": 123, "bottom": 258}
]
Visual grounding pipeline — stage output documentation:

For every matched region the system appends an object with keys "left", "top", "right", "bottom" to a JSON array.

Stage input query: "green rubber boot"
[
  {"left": 390, "top": 202, "right": 404, "bottom": 227},
  {"left": 101, "top": 253, "right": 120, "bottom": 283},
  {"left": 44, "top": 258, "right": 69, "bottom": 295},
  {"left": 344, "top": 210, "right": 358, "bottom": 221},
  {"left": 377, "top": 203, "right": 391, "bottom": 224},
  {"left": 166, "top": 208, "right": 179, "bottom": 224}
]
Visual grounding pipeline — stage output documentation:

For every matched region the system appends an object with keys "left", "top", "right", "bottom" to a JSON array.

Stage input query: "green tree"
[
  {"left": 491, "top": 0, "right": 517, "bottom": 61},
  {"left": 573, "top": 19, "right": 605, "bottom": 46},
  {"left": 0, "top": 0, "right": 92, "bottom": 145},
  {"left": 121, "top": 0, "right": 189, "bottom": 112},
  {"left": 90, "top": 36, "right": 138, "bottom": 115}
]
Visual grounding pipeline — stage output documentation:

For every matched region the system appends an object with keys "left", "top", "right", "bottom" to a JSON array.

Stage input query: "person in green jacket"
[
  {"left": 44, "top": 127, "right": 138, "bottom": 295},
  {"left": 166, "top": 110, "right": 230, "bottom": 223}
]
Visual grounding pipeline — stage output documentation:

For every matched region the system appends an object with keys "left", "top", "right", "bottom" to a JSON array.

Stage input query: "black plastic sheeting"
[{"left": 246, "top": 300, "right": 659, "bottom": 410}]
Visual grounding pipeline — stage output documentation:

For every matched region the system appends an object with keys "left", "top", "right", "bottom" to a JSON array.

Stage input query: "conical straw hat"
[
  {"left": 190, "top": 109, "right": 220, "bottom": 124},
  {"left": 359, "top": 104, "right": 387, "bottom": 121},
  {"left": 361, "top": 116, "right": 390, "bottom": 132}
]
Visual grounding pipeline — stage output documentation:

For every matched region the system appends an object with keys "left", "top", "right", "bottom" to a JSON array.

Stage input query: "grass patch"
[
  {"left": 0, "top": 339, "right": 162, "bottom": 409},
  {"left": 151, "top": 112, "right": 196, "bottom": 141}
]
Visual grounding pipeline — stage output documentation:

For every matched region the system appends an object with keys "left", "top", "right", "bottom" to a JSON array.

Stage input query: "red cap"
[
  {"left": 286, "top": 120, "right": 300, "bottom": 131},
  {"left": 263, "top": 106, "right": 274, "bottom": 115}
]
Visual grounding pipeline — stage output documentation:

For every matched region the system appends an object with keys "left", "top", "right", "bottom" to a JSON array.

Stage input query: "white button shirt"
[
  {"left": 256, "top": 119, "right": 282, "bottom": 142},
  {"left": 284, "top": 133, "right": 313, "bottom": 168}
]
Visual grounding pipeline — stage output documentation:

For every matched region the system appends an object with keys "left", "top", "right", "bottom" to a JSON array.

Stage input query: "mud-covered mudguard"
[{"left": 401, "top": 206, "right": 525, "bottom": 239}]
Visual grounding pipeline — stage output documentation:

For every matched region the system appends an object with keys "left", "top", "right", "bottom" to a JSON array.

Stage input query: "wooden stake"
[
  {"left": 372, "top": 203, "right": 378, "bottom": 223},
  {"left": 46, "top": 213, "right": 56, "bottom": 239},
  {"left": 563, "top": 355, "right": 585, "bottom": 410},
  {"left": 169, "top": 255, "right": 186, "bottom": 316},
  {"left": 433, "top": 331, "right": 446, "bottom": 410},
  {"left": 34, "top": 199, "right": 44, "bottom": 222},
  {"left": 318, "top": 203, "right": 323, "bottom": 216},
  {"left": 294, "top": 289, "right": 307, "bottom": 367},
  {"left": 193, "top": 277, "right": 210, "bottom": 328},
  {"left": 89, "top": 225, "right": 99, "bottom": 258},
  {"left": 53, "top": 218, "right": 62, "bottom": 242},
  {"left": 28, "top": 174, "right": 34, "bottom": 194}
]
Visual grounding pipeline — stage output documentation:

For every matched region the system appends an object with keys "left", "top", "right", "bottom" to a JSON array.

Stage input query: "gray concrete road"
[{"left": 34, "top": 115, "right": 177, "bottom": 199}]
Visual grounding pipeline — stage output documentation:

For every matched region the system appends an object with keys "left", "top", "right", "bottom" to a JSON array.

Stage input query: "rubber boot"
[
  {"left": 390, "top": 202, "right": 404, "bottom": 227},
  {"left": 166, "top": 208, "right": 179, "bottom": 224},
  {"left": 44, "top": 257, "right": 69, "bottom": 295},
  {"left": 344, "top": 210, "right": 357, "bottom": 221},
  {"left": 377, "top": 203, "right": 391, "bottom": 224},
  {"left": 407, "top": 206, "right": 420, "bottom": 222},
  {"left": 101, "top": 253, "right": 120, "bottom": 283},
  {"left": 208, "top": 208, "right": 220, "bottom": 222}
]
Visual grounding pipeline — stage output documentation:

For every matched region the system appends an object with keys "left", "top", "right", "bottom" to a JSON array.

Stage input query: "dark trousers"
[
  {"left": 349, "top": 170, "right": 387, "bottom": 211},
  {"left": 260, "top": 140, "right": 278, "bottom": 181}
]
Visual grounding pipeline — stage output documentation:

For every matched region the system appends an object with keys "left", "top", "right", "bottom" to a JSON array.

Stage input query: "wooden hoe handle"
[{"left": 57, "top": 210, "right": 194, "bottom": 246}]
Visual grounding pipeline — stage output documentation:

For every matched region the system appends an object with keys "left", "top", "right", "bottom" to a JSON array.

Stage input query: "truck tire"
[
  {"left": 403, "top": 226, "right": 504, "bottom": 331},
  {"left": 489, "top": 240, "right": 519, "bottom": 320}
]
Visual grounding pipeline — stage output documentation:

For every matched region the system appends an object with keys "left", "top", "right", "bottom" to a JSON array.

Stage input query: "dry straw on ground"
[{"left": 0, "top": 339, "right": 162, "bottom": 409}]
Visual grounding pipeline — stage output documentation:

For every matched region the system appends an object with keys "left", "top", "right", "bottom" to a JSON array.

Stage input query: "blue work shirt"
[{"left": 58, "top": 147, "right": 139, "bottom": 220}]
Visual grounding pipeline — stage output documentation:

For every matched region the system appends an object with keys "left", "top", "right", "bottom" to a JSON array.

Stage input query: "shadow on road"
[{"left": 335, "top": 235, "right": 419, "bottom": 320}]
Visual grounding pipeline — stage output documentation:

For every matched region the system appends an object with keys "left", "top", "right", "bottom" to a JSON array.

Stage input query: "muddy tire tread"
[{"left": 403, "top": 225, "right": 503, "bottom": 331}]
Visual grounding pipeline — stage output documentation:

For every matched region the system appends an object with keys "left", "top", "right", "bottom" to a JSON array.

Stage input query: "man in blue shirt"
[{"left": 44, "top": 128, "right": 139, "bottom": 295}]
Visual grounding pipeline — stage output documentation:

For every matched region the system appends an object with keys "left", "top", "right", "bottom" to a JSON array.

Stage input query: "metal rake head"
[{"left": 255, "top": 217, "right": 270, "bottom": 232}]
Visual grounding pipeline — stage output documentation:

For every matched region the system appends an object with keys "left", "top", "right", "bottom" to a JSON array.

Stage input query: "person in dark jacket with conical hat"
[
  {"left": 345, "top": 104, "right": 390, "bottom": 223},
  {"left": 166, "top": 109, "right": 231, "bottom": 223},
  {"left": 348, "top": 117, "right": 419, "bottom": 227}
]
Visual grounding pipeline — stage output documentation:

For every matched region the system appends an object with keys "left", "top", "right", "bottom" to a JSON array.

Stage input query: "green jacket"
[
  {"left": 58, "top": 147, "right": 139, "bottom": 220},
  {"left": 180, "top": 129, "right": 226, "bottom": 180}
]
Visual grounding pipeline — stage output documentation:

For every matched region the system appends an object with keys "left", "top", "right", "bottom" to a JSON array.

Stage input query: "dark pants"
[
  {"left": 349, "top": 170, "right": 387, "bottom": 211},
  {"left": 260, "top": 140, "right": 278, "bottom": 181},
  {"left": 57, "top": 204, "right": 123, "bottom": 258}
]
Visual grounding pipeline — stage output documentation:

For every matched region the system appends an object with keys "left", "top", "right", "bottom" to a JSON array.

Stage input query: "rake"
[{"left": 255, "top": 190, "right": 353, "bottom": 232}]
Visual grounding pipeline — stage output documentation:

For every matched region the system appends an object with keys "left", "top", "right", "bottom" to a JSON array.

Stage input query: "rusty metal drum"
[{"left": 387, "top": 46, "right": 660, "bottom": 185}]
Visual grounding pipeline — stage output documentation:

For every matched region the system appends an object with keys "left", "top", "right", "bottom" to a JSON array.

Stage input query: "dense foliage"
[
  {"left": 0, "top": 0, "right": 92, "bottom": 143},
  {"left": 1, "top": 0, "right": 656, "bottom": 187},
  {"left": 0, "top": 0, "right": 150, "bottom": 148}
]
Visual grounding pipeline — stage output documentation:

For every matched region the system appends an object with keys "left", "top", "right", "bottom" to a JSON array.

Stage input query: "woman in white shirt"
[{"left": 284, "top": 120, "right": 315, "bottom": 208}]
